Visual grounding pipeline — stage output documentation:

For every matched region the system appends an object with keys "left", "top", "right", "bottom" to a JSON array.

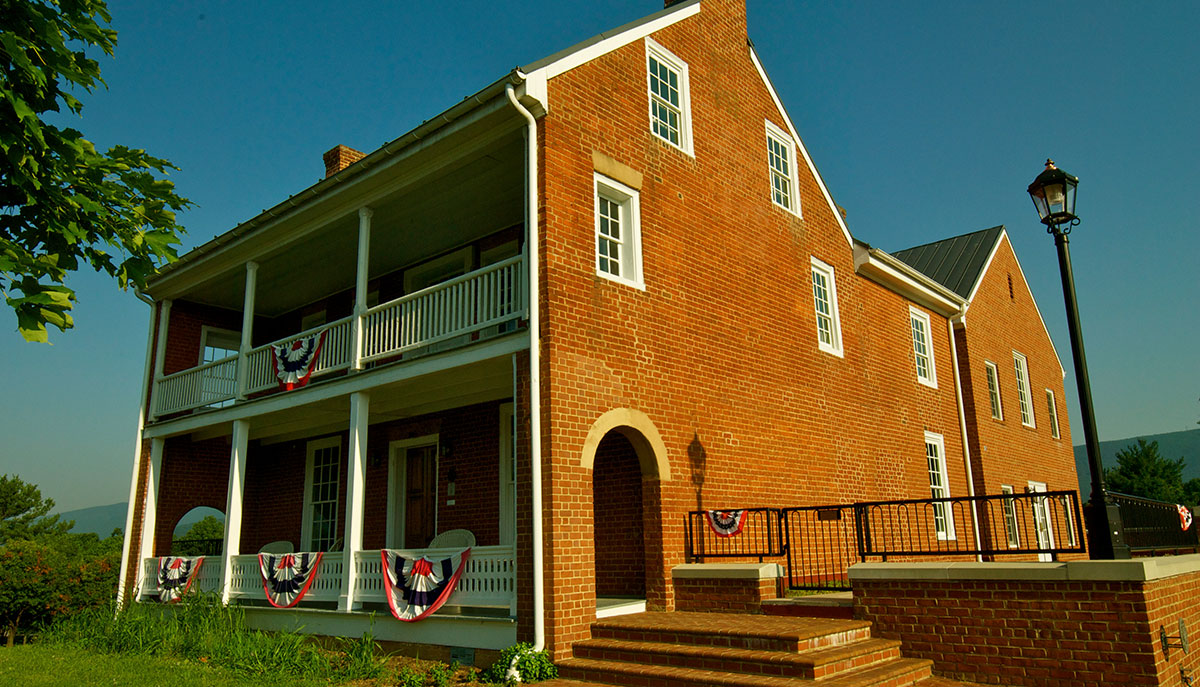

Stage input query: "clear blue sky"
[{"left": 2, "top": 0, "right": 1197, "bottom": 513}]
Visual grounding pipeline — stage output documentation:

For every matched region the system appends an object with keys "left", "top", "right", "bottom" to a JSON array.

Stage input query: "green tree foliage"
[
  {"left": 1105, "top": 438, "right": 1200, "bottom": 507},
  {"left": 1, "top": 0, "right": 190, "bottom": 342},
  {"left": 173, "top": 514, "right": 224, "bottom": 555},
  {"left": 0, "top": 539, "right": 68, "bottom": 646},
  {"left": 0, "top": 473, "right": 71, "bottom": 545}
]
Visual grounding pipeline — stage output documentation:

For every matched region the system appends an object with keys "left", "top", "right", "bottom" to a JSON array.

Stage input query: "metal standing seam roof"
[{"left": 892, "top": 225, "right": 1005, "bottom": 300}]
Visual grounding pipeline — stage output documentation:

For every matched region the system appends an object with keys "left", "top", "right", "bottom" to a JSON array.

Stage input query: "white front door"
[{"left": 1028, "top": 481, "right": 1055, "bottom": 562}]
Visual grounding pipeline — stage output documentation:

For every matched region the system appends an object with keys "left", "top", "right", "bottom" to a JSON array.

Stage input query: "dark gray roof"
[{"left": 892, "top": 226, "right": 1005, "bottom": 300}]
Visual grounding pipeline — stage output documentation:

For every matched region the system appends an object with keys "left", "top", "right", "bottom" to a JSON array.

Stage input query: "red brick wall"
[
  {"left": 162, "top": 300, "right": 242, "bottom": 375},
  {"left": 956, "top": 235, "right": 1080, "bottom": 556},
  {"left": 593, "top": 433, "right": 646, "bottom": 597},
  {"left": 537, "top": 0, "right": 967, "bottom": 657},
  {"left": 854, "top": 566, "right": 1200, "bottom": 686},
  {"left": 674, "top": 577, "right": 776, "bottom": 614},
  {"left": 154, "top": 436, "right": 232, "bottom": 554}
]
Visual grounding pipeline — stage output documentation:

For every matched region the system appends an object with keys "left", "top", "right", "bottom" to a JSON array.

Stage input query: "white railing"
[
  {"left": 355, "top": 544, "right": 516, "bottom": 612},
  {"left": 227, "top": 552, "right": 345, "bottom": 604},
  {"left": 362, "top": 256, "right": 525, "bottom": 363},
  {"left": 150, "top": 257, "right": 526, "bottom": 418},
  {"left": 153, "top": 355, "right": 238, "bottom": 416},
  {"left": 138, "top": 556, "right": 224, "bottom": 600},
  {"left": 244, "top": 316, "right": 354, "bottom": 395}
]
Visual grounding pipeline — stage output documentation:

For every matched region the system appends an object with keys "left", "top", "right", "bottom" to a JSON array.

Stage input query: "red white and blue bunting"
[
  {"left": 271, "top": 330, "right": 327, "bottom": 390},
  {"left": 705, "top": 510, "right": 747, "bottom": 537},
  {"left": 381, "top": 548, "right": 471, "bottom": 622},
  {"left": 258, "top": 552, "right": 324, "bottom": 608},
  {"left": 157, "top": 556, "right": 203, "bottom": 603},
  {"left": 1179, "top": 504, "right": 1194, "bottom": 532}
]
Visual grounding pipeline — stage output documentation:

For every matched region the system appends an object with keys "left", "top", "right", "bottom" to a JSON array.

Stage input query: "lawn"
[{"left": 0, "top": 644, "right": 331, "bottom": 686}]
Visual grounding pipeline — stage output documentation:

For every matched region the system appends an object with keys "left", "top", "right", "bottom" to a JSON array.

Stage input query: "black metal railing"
[
  {"left": 686, "top": 508, "right": 783, "bottom": 561},
  {"left": 1108, "top": 492, "right": 1199, "bottom": 555},
  {"left": 781, "top": 504, "right": 857, "bottom": 590},
  {"left": 171, "top": 537, "right": 223, "bottom": 556}
]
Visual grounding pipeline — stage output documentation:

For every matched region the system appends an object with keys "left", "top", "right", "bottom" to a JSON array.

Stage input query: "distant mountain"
[
  {"left": 59, "top": 502, "right": 219, "bottom": 538},
  {"left": 1074, "top": 427, "right": 1200, "bottom": 501},
  {"left": 60, "top": 502, "right": 128, "bottom": 537}
]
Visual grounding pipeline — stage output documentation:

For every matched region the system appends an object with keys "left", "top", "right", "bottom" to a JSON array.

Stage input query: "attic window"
[
  {"left": 1008, "top": 274, "right": 1014, "bottom": 299},
  {"left": 645, "top": 38, "right": 693, "bottom": 155}
]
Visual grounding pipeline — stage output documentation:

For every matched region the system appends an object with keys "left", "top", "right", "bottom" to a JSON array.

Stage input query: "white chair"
[
  {"left": 258, "top": 540, "right": 294, "bottom": 554},
  {"left": 428, "top": 529, "right": 476, "bottom": 549}
]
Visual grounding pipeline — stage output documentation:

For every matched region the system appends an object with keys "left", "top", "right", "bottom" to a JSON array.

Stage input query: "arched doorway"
[
  {"left": 593, "top": 431, "right": 646, "bottom": 613},
  {"left": 170, "top": 506, "right": 225, "bottom": 556}
]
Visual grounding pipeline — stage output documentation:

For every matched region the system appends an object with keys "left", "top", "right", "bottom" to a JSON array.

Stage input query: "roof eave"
[{"left": 853, "top": 241, "right": 966, "bottom": 317}]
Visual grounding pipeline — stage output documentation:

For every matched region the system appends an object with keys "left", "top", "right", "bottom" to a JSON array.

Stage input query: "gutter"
[
  {"left": 116, "top": 295, "right": 158, "bottom": 606},
  {"left": 505, "top": 83, "right": 545, "bottom": 651},
  {"left": 852, "top": 240, "right": 964, "bottom": 317},
  {"left": 948, "top": 312, "right": 983, "bottom": 560}
]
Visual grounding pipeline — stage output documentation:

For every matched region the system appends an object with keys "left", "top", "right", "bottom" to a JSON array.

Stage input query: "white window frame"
[
  {"left": 1013, "top": 351, "right": 1035, "bottom": 428},
  {"left": 909, "top": 307, "right": 937, "bottom": 388},
  {"left": 924, "top": 431, "right": 955, "bottom": 540},
  {"left": 765, "top": 120, "right": 801, "bottom": 217},
  {"left": 985, "top": 361, "right": 1004, "bottom": 420},
  {"left": 1000, "top": 484, "right": 1020, "bottom": 548},
  {"left": 1045, "top": 389, "right": 1060, "bottom": 439},
  {"left": 1028, "top": 480, "right": 1055, "bottom": 562},
  {"left": 594, "top": 172, "right": 645, "bottom": 290},
  {"left": 645, "top": 38, "right": 693, "bottom": 155},
  {"left": 810, "top": 257, "right": 843, "bottom": 357},
  {"left": 301, "top": 436, "right": 342, "bottom": 552}
]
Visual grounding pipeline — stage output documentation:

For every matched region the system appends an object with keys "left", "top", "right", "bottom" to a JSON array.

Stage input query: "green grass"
[{"left": 0, "top": 644, "right": 331, "bottom": 686}]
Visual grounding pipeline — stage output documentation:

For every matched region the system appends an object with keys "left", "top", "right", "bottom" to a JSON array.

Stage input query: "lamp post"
[{"left": 1027, "top": 159, "right": 1130, "bottom": 559}]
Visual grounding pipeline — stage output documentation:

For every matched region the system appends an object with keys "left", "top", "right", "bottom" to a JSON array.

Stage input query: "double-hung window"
[
  {"left": 909, "top": 307, "right": 937, "bottom": 388},
  {"left": 810, "top": 257, "right": 843, "bottom": 356},
  {"left": 594, "top": 173, "right": 644, "bottom": 289},
  {"left": 765, "top": 120, "right": 800, "bottom": 215},
  {"left": 924, "top": 431, "right": 954, "bottom": 540},
  {"left": 985, "top": 361, "right": 1003, "bottom": 420},
  {"left": 303, "top": 437, "right": 341, "bottom": 551},
  {"left": 1045, "top": 389, "right": 1060, "bottom": 438},
  {"left": 1013, "top": 351, "right": 1035, "bottom": 427},
  {"left": 1000, "top": 485, "right": 1020, "bottom": 548},
  {"left": 646, "top": 38, "right": 693, "bottom": 154}
]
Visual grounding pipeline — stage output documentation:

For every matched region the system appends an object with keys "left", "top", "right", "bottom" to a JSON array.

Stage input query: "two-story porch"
[{"left": 121, "top": 77, "right": 541, "bottom": 651}]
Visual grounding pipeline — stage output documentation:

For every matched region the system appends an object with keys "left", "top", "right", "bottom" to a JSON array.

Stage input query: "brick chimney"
[{"left": 322, "top": 144, "right": 366, "bottom": 178}]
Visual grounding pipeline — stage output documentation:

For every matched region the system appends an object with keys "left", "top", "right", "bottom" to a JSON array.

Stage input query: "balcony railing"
[
  {"left": 138, "top": 544, "right": 516, "bottom": 613},
  {"left": 151, "top": 256, "right": 526, "bottom": 418}
]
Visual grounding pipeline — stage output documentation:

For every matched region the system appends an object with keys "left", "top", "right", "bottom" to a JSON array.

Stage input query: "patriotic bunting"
[
  {"left": 258, "top": 552, "right": 324, "bottom": 608},
  {"left": 271, "top": 330, "right": 327, "bottom": 390},
  {"left": 381, "top": 548, "right": 471, "bottom": 622},
  {"left": 1179, "top": 504, "right": 1194, "bottom": 532},
  {"left": 157, "top": 556, "right": 203, "bottom": 603},
  {"left": 705, "top": 510, "right": 747, "bottom": 537}
]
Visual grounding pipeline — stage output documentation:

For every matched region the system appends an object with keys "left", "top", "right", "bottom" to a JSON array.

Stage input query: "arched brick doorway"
[{"left": 593, "top": 431, "right": 647, "bottom": 611}]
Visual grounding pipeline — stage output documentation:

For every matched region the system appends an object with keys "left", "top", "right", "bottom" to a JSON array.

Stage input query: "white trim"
[
  {"left": 1000, "top": 485, "right": 1020, "bottom": 549},
  {"left": 385, "top": 435, "right": 440, "bottom": 549},
  {"left": 809, "top": 257, "right": 844, "bottom": 357},
  {"left": 948, "top": 315, "right": 982, "bottom": 559},
  {"left": 748, "top": 47, "right": 854, "bottom": 250},
  {"left": 499, "top": 403, "right": 515, "bottom": 546},
  {"left": 1028, "top": 480, "right": 1055, "bottom": 562},
  {"left": 644, "top": 38, "right": 694, "bottom": 156},
  {"left": 199, "top": 326, "right": 241, "bottom": 365},
  {"left": 852, "top": 243, "right": 964, "bottom": 317},
  {"left": 909, "top": 306, "right": 937, "bottom": 389},
  {"left": 1013, "top": 350, "right": 1036, "bottom": 428},
  {"left": 531, "top": 2, "right": 702, "bottom": 80},
  {"left": 765, "top": 119, "right": 801, "bottom": 217},
  {"left": 118, "top": 302, "right": 160, "bottom": 606},
  {"left": 302, "top": 435, "right": 342, "bottom": 552},
  {"left": 984, "top": 360, "right": 1004, "bottom": 421},
  {"left": 1045, "top": 388, "right": 1061, "bottom": 439},
  {"left": 594, "top": 172, "right": 645, "bottom": 290},
  {"left": 596, "top": 599, "right": 647, "bottom": 619},
  {"left": 923, "top": 430, "right": 955, "bottom": 541}
]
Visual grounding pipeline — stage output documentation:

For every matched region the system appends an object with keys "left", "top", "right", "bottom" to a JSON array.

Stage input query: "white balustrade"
[
  {"left": 150, "top": 258, "right": 525, "bottom": 417},
  {"left": 138, "top": 556, "right": 224, "bottom": 600},
  {"left": 227, "top": 552, "right": 344, "bottom": 604},
  {"left": 355, "top": 545, "right": 516, "bottom": 612}
]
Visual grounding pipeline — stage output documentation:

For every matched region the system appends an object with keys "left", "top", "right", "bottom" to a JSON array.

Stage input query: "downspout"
[
  {"left": 505, "top": 82, "right": 545, "bottom": 651},
  {"left": 116, "top": 292, "right": 158, "bottom": 606},
  {"left": 948, "top": 313, "right": 983, "bottom": 560}
]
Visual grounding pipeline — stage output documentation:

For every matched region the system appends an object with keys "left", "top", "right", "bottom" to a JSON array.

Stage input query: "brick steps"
[{"left": 549, "top": 611, "right": 975, "bottom": 687}]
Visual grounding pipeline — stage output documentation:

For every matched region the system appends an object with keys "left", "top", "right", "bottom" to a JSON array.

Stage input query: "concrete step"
[
  {"left": 763, "top": 592, "right": 855, "bottom": 619},
  {"left": 571, "top": 636, "right": 902, "bottom": 679},
  {"left": 556, "top": 656, "right": 933, "bottom": 687},
  {"left": 589, "top": 611, "right": 872, "bottom": 652}
]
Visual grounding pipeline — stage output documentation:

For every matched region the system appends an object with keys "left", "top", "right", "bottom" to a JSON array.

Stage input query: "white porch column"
[
  {"left": 147, "top": 299, "right": 172, "bottom": 420},
  {"left": 338, "top": 391, "right": 370, "bottom": 611},
  {"left": 350, "top": 207, "right": 372, "bottom": 372},
  {"left": 235, "top": 262, "right": 258, "bottom": 399},
  {"left": 131, "top": 438, "right": 165, "bottom": 599},
  {"left": 220, "top": 419, "right": 250, "bottom": 604}
]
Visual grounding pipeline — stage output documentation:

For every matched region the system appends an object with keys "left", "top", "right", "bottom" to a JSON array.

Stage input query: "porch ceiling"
[
  {"left": 186, "top": 352, "right": 517, "bottom": 445},
  {"left": 165, "top": 132, "right": 525, "bottom": 316}
]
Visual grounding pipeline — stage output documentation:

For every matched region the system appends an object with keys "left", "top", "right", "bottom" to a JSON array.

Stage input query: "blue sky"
[{"left": 2, "top": 0, "right": 1197, "bottom": 513}]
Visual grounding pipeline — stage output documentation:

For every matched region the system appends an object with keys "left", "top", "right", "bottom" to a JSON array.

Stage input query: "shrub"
[{"left": 482, "top": 642, "right": 557, "bottom": 684}]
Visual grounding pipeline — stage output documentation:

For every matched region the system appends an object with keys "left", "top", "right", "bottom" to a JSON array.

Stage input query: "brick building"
[{"left": 118, "top": 0, "right": 1078, "bottom": 659}]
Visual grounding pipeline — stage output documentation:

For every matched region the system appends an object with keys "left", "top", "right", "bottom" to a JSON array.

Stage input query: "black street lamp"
[{"left": 1027, "top": 159, "right": 1130, "bottom": 560}]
